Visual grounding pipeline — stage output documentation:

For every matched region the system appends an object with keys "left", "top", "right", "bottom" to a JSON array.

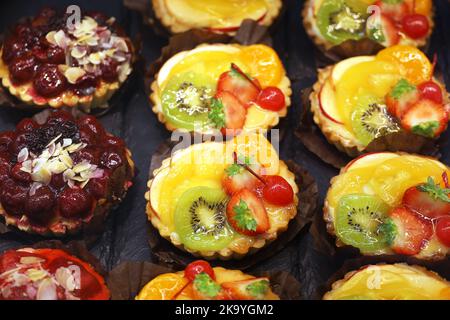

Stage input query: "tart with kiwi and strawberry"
[
  {"left": 310, "top": 45, "right": 449, "bottom": 157},
  {"left": 145, "top": 132, "right": 299, "bottom": 260},
  {"left": 152, "top": 0, "right": 283, "bottom": 35},
  {"left": 302, "top": 0, "right": 434, "bottom": 58},
  {"left": 136, "top": 260, "right": 279, "bottom": 300},
  {"left": 325, "top": 152, "right": 450, "bottom": 260},
  {"left": 0, "top": 8, "right": 134, "bottom": 112},
  {"left": 0, "top": 247, "right": 110, "bottom": 300},
  {"left": 324, "top": 263, "right": 450, "bottom": 300},
  {"left": 150, "top": 44, "right": 291, "bottom": 133},
  {"left": 0, "top": 110, "right": 135, "bottom": 236}
]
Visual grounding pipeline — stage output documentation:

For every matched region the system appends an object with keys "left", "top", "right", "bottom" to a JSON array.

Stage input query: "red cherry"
[
  {"left": 402, "top": 14, "right": 430, "bottom": 39},
  {"left": 256, "top": 87, "right": 286, "bottom": 112},
  {"left": 79, "top": 127, "right": 98, "bottom": 145},
  {"left": 78, "top": 116, "right": 105, "bottom": 137},
  {"left": 86, "top": 175, "right": 108, "bottom": 199},
  {"left": 0, "top": 132, "right": 15, "bottom": 152},
  {"left": 73, "top": 147, "right": 101, "bottom": 165},
  {"left": 100, "top": 149, "right": 123, "bottom": 170},
  {"left": 16, "top": 119, "right": 38, "bottom": 133},
  {"left": 184, "top": 260, "right": 215, "bottom": 281},
  {"left": 9, "top": 54, "right": 37, "bottom": 85},
  {"left": 436, "top": 216, "right": 450, "bottom": 247},
  {"left": 104, "top": 135, "right": 125, "bottom": 148},
  {"left": 33, "top": 65, "right": 67, "bottom": 98},
  {"left": 46, "top": 110, "right": 74, "bottom": 125},
  {"left": 50, "top": 173, "right": 66, "bottom": 190},
  {"left": 262, "top": 175, "right": 294, "bottom": 206},
  {"left": 100, "top": 59, "right": 119, "bottom": 83},
  {"left": 9, "top": 133, "right": 29, "bottom": 156},
  {"left": 0, "top": 180, "right": 27, "bottom": 216},
  {"left": 418, "top": 81, "right": 443, "bottom": 104},
  {"left": 10, "top": 163, "right": 31, "bottom": 183},
  {"left": 59, "top": 187, "right": 94, "bottom": 219},
  {"left": 46, "top": 46, "right": 65, "bottom": 64},
  {"left": 25, "top": 186, "right": 55, "bottom": 223}
]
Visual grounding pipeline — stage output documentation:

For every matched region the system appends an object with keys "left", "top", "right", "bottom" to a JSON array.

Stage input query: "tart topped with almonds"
[
  {"left": 0, "top": 8, "right": 133, "bottom": 112},
  {"left": 0, "top": 111, "right": 134, "bottom": 236}
]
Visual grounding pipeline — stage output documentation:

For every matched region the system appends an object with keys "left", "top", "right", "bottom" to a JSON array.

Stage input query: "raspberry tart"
[
  {"left": 151, "top": 44, "right": 291, "bottom": 133},
  {"left": 0, "top": 8, "right": 134, "bottom": 112},
  {"left": 0, "top": 110, "right": 135, "bottom": 236},
  {"left": 324, "top": 264, "right": 450, "bottom": 300},
  {"left": 136, "top": 260, "right": 279, "bottom": 300},
  {"left": 325, "top": 152, "right": 450, "bottom": 260},
  {"left": 303, "top": 0, "right": 434, "bottom": 58},
  {"left": 152, "top": 0, "right": 283, "bottom": 35},
  {"left": 0, "top": 247, "right": 109, "bottom": 300},
  {"left": 310, "top": 45, "right": 449, "bottom": 157},
  {"left": 145, "top": 132, "right": 299, "bottom": 260}
]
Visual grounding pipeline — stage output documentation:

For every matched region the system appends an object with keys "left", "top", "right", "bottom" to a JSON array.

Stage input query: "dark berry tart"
[
  {"left": 0, "top": 110, "right": 135, "bottom": 236},
  {"left": 0, "top": 8, "right": 134, "bottom": 112}
]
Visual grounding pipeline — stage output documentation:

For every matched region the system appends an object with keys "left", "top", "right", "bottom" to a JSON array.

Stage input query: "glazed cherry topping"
[
  {"left": 184, "top": 260, "right": 215, "bottom": 281},
  {"left": 104, "top": 135, "right": 125, "bottom": 148},
  {"left": 86, "top": 175, "right": 108, "bottom": 199},
  {"left": 25, "top": 186, "right": 55, "bottom": 223},
  {"left": 436, "top": 216, "right": 450, "bottom": 247},
  {"left": 59, "top": 187, "right": 93, "bottom": 219},
  {"left": 100, "top": 60, "right": 119, "bottom": 83},
  {"left": 418, "top": 81, "right": 443, "bottom": 104},
  {"left": 256, "top": 87, "right": 286, "bottom": 112},
  {"left": 0, "top": 132, "right": 15, "bottom": 152},
  {"left": 402, "top": 14, "right": 430, "bottom": 39},
  {"left": 16, "top": 119, "right": 38, "bottom": 133},
  {"left": 73, "top": 74, "right": 99, "bottom": 96},
  {"left": 78, "top": 116, "right": 106, "bottom": 137},
  {"left": 10, "top": 163, "right": 31, "bottom": 183},
  {"left": 0, "top": 179, "right": 27, "bottom": 216},
  {"left": 50, "top": 173, "right": 66, "bottom": 190},
  {"left": 2, "top": 38, "right": 27, "bottom": 63},
  {"left": 79, "top": 127, "right": 98, "bottom": 145},
  {"left": 9, "top": 133, "right": 29, "bottom": 156},
  {"left": 72, "top": 147, "right": 101, "bottom": 165},
  {"left": 45, "top": 46, "right": 65, "bottom": 65},
  {"left": 100, "top": 149, "right": 123, "bottom": 170},
  {"left": 9, "top": 54, "right": 37, "bottom": 85},
  {"left": 46, "top": 110, "right": 75, "bottom": 125},
  {"left": 33, "top": 64, "right": 67, "bottom": 98},
  {"left": 262, "top": 175, "right": 294, "bottom": 206}
]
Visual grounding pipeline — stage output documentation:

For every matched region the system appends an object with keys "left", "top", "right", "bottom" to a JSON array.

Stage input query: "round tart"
[
  {"left": 0, "top": 8, "right": 134, "bottom": 112},
  {"left": 310, "top": 45, "right": 449, "bottom": 157},
  {"left": 325, "top": 152, "right": 450, "bottom": 260},
  {"left": 0, "top": 110, "right": 135, "bottom": 236},
  {"left": 324, "top": 263, "right": 450, "bottom": 300},
  {"left": 136, "top": 260, "right": 279, "bottom": 300},
  {"left": 0, "top": 247, "right": 109, "bottom": 300},
  {"left": 150, "top": 43, "right": 291, "bottom": 133},
  {"left": 302, "top": 0, "right": 434, "bottom": 58},
  {"left": 152, "top": 0, "right": 283, "bottom": 35},
  {"left": 145, "top": 132, "right": 299, "bottom": 260}
]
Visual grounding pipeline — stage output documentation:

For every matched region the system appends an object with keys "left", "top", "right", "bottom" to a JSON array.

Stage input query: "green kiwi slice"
[
  {"left": 161, "top": 71, "right": 215, "bottom": 131},
  {"left": 317, "top": 0, "right": 368, "bottom": 45},
  {"left": 174, "top": 186, "right": 235, "bottom": 251},
  {"left": 335, "top": 194, "right": 394, "bottom": 253},
  {"left": 351, "top": 94, "right": 400, "bottom": 146}
]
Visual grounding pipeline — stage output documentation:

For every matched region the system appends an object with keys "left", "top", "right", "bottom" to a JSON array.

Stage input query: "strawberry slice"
[
  {"left": 367, "top": 14, "right": 400, "bottom": 47},
  {"left": 214, "top": 91, "right": 247, "bottom": 130},
  {"left": 402, "top": 177, "right": 450, "bottom": 219},
  {"left": 385, "top": 79, "right": 419, "bottom": 118},
  {"left": 226, "top": 188, "right": 270, "bottom": 236},
  {"left": 222, "top": 163, "right": 261, "bottom": 195},
  {"left": 389, "top": 207, "right": 433, "bottom": 255},
  {"left": 217, "top": 64, "right": 260, "bottom": 107},
  {"left": 191, "top": 273, "right": 229, "bottom": 300},
  {"left": 222, "top": 277, "right": 271, "bottom": 300},
  {"left": 375, "top": 0, "right": 409, "bottom": 22},
  {"left": 401, "top": 99, "right": 448, "bottom": 138}
]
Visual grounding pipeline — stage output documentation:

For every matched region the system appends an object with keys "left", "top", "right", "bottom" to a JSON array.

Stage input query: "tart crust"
[
  {"left": 152, "top": 0, "right": 283, "bottom": 35},
  {"left": 150, "top": 43, "right": 292, "bottom": 133}
]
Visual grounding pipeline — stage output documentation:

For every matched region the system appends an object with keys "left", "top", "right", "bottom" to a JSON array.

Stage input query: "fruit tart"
[
  {"left": 302, "top": 0, "right": 434, "bottom": 58},
  {"left": 0, "top": 110, "right": 135, "bottom": 236},
  {"left": 152, "top": 0, "right": 283, "bottom": 35},
  {"left": 145, "top": 132, "right": 299, "bottom": 260},
  {"left": 136, "top": 260, "right": 279, "bottom": 300},
  {"left": 0, "top": 8, "right": 134, "bottom": 112},
  {"left": 324, "top": 263, "right": 450, "bottom": 300},
  {"left": 0, "top": 247, "right": 109, "bottom": 300},
  {"left": 150, "top": 44, "right": 291, "bottom": 133},
  {"left": 310, "top": 45, "right": 449, "bottom": 157},
  {"left": 325, "top": 152, "right": 450, "bottom": 260}
]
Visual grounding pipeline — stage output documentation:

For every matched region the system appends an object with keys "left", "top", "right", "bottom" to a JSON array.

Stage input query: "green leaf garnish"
[
  {"left": 208, "top": 98, "right": 225, "bottom": 129},
  {"left": 193, "top": 273, "right": 222, "bottom": 298},
  {"left": 368, "top": 26, "right": 385, "bottom": 43},
  {"left": 390, "top": 79, "right": 416, "bottom": 99},
  {"left": 233, "top": 199, "right": 257, "bottom": 231},
  {"left": 417, "top": 177, "right": 450, "bottom": 203},
  {"left": 246, "top": 280, "right": 270, "bottom": 298},
  {"left": 378, "top": 219, "right": 397, "bottom": 246},
  {"left": 225, "top": 164, "right": 243, "bottom": 176},
  {"left": 412, "top": 121, "right": 439, "bottom": 138}
]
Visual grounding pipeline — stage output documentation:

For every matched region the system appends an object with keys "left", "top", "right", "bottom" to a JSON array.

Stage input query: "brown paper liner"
[
  {"left": 146, "top": 139, "right": 318, "bottom": 270},
  {"left": 107, "top": 261, "right": 302, "bottom": 300}
]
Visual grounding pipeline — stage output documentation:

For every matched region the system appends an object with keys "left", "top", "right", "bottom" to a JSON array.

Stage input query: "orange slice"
[{"left": 136, "top": 273, "right": 189, "bottom": 300}]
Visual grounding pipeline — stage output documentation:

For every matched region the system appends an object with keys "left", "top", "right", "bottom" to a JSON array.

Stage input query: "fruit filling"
[{"left": 0, "top": 8, "right": 132, "bottom": 99}]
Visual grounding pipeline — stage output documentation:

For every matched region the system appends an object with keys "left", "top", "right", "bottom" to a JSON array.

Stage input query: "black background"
[{"left": 0, "top": 0, "right": 448, "bottom": 300}]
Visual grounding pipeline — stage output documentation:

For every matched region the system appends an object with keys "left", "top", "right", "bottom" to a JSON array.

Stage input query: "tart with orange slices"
[
  {"left": 136, "top": 260, "right": 279, "bottom": 300},
  {"left": 145, "top": 132, "right": 299, "bottom": 260},
  {"left": 152, "top": 0, "right": 283, "bottom": 35},
  {"left": 324, "top": 264, "right": 450, "bottom": 300},
  {"left": 303, "top": 0, "right": 434, "bottom": 58},
  {"left": 150, "top": 44, "right": 291, "bottom": 133},
  {"left": 325, "top": 152, "right": 450, "bottom": 260},
  {"left": 310, "top": 45, "right": 449, "bottom": 157}
]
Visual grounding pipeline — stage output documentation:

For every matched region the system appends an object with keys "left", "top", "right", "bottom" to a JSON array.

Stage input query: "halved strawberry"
[
  {"left": 402, "top": 177, "right": 450, "bottom": 219},
  {"left": 226, "top": 188, "right": 270, "bottom": 236},
  {"left": 222, "top": 277, "right": 271, "bottom": 300},
  {"left": 367, "top": 14, "right": 400, "bottom": 47},
  {"left": 385, "top": 79, "right": 419, "bottom": 118},
  {"left": 401, "top": 99, "right": 448, "bottom": 138},
  {"left": 375, "top": 0, "right": 410, "bottom": 22},
  {"left": 222, "top": 164, "right": 261, "bottom": 195},
  {"left": 389, "top": 206, "right": 433, "bottom": 255},
  {"left": 217, "top": 64, "right": 260, "bottom": 107},
  {"left": 192, "top": 273, "right": 229, "bottom": 300},
  {"left": 214, "top": 91, "right": 247, "bottom": 130}
]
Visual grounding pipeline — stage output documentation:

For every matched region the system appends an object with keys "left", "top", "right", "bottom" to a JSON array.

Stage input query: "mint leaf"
[
  {"left": 417, "top": 177, "right": 450, "bottom": 203},
  {"left": 208, "top": 98, "right": 225, "bottom": 129},
  {"left": 390, "top": 79, "right": 416, "bottom": 99},
  {"left": 225, "top": 163, "right": 243, "bottom": 176},
  {"left": 412, "top": 121, "right": 439, "bottom": 138},
  {"left": 378, "top": 219, "right": 397, "bottom": 246},
  {"left": 193, "top": 273, "right": 221, "bottom": 298},
  {"left": 368, "top": 26, "right": 385, "bottom": 43},
  {"left": 246, "top": 280, "right": 270, "bottom": 298},
  {"left": 233, "top": 199, "right": 257, "bottom": 231}
]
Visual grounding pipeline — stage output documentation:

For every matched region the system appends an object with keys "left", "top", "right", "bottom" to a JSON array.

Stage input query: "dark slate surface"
[{"left": 0, "top": 0, "right": 448, "bottom": 299}]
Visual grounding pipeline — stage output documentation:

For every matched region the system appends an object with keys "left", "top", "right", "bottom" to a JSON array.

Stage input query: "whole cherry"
[{"left": 59, "top": 187, "right": 94, "bottom": 219}]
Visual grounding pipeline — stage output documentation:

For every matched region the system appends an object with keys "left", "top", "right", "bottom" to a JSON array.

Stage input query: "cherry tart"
[
  {"left": 0, "top": 8, "right": 134, "bottom": 112},
  {"left": 0, "top": 248, "right": 109, "bottom": 300},
  {"left": 0, "top": 111, "right": 135, "bottom": 236}
]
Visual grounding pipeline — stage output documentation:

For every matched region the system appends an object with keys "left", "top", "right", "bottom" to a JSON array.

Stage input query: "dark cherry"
[
  {"left": 9, "top": 133, "right": 29, "bottom": 156},
  {"left": 100, "top": 149, "right": 123, "bottom": 170},
  {"left": 10, "top": 163, "right": 31, "bottom": 183},
  {"left": 46, "top": 46, "right": 65, "bottom": 65},
  {"left": 0, "top": 162, "right": 11, "bottom": 182},
  {"left": 104, "top": 135, "right": 125, "bottom": 148},
  {"left": 16, "top": 119, "right": 38, "bottom": 133},
  {"left": 25, "top": 186, "right": 55, "bottom": 223},
  {"left": 79, "top": 127, "right": 98, "bottom": 145},
  {"left": 0, "top": 132, "right": 15, "bottom": 152},
  {"left": 9, "top": 54, "right": 37, "bottom": 85},
  {"left": 73, "top": 74, "right": 99, "bottom": 96},
  {"left": 46, "top": 110, "right": 74, "bottom": 125},
  {"left": 72, "top": 147, "right": 101, "bottom": 165},
  {"left": 2, "top": 38, "right": 27, "bottom": 63},
  {"left": 32, "top": 8, "right": 57, "bottom": 28},
  {"left": 49, "top": 173, "right": 65, "bottom": 191},
  {"left": 100, "top": 60, "right": 119, "bottom": 83},
  {"left": 33, "top": 64, "right": 67, "bottom": 98},
  {"left": 86, "top": 175, "right": 108, "bottom": 199},
  {"left": 59, "top": 187, "right": 93, "bottom": 219},
  {"left": 0, "top": 180, "right": 27, "bottom": 216},
  {"left": 32, "top": 47, "right": 49, "bottom": 63},
  {"left": 78, "top": 116, "right": 105, "bottom": 137},
  {"left": 14, "top": 23, "right": 32, "bottom": 38}
]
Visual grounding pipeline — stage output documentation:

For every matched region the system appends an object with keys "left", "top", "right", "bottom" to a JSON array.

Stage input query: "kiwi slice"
[
  {"left": 317, "top": 0, "right": 368, "bottom": 45},
  {"left": 335, "top": 194, "right": 393, "bottom": 252},
  {"left": 161, "top": 71, "right": 215, "bottom": 131},
  {"left": 351, "top": 94, "right": 400, "bottom": 146},
  {"left": 174, "top": 186, "right": 235, "bottom": 251}
]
